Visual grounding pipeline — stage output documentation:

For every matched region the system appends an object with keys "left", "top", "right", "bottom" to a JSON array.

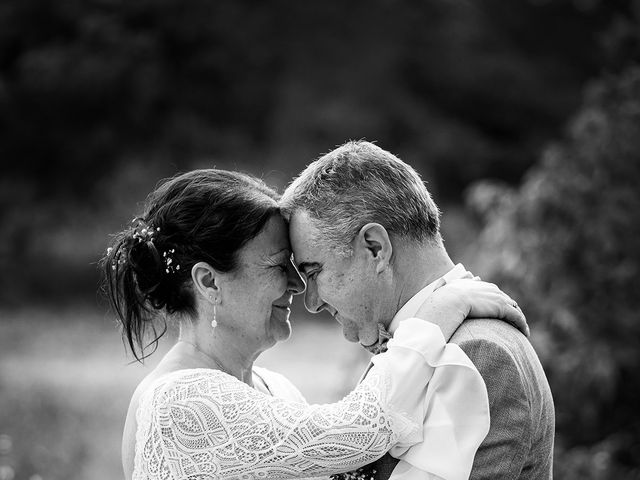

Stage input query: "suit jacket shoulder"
[{"left": 451, "top": 319, "right": 555, "bottom": 480}]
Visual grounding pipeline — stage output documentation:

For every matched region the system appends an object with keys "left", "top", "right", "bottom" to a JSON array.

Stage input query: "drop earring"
[{"left": 211, "top": 297, "right": 218, "bottom": 329}]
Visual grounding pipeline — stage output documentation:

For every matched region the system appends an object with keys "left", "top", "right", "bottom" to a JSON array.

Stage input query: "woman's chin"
[
  {"left": 276, "top": 328, "right": 292, "bottom": 343},
  {"left": 269, "top": 310, "right": 292, "bottom": 343},
  {"left": 272, "top": 320, "right": 292, "bottom": 342}
]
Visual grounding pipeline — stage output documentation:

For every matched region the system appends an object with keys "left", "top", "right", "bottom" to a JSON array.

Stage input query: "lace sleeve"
[{"left": 133, "top": 319, "right": 480, "bottom": 479}]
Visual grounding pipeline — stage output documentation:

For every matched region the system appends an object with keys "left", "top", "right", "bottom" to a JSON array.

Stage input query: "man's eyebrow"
[
  {"left": 297, "top": 261, "right": 319, "bottom": 273},
  {"left": 269, "top": 248, "right": 291, "bottom": 257}
]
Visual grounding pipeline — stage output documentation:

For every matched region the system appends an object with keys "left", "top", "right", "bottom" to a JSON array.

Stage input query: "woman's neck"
[{"left": 175, "top": 330, "right": 257, "bottom": 387}]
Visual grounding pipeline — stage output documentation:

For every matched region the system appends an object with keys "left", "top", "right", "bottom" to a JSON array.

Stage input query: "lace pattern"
[{"left": 133, "top": 368, "right": 405, "bottom": 480}]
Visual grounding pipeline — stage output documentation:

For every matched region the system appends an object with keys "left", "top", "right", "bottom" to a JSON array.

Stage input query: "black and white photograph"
[{"left": 1, "top": 1, "right": 639, "bottom": 479}]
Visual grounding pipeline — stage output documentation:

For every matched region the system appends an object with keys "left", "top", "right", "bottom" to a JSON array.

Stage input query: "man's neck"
[{"left": 390, "top": 239, "right": 455, "bottom": 320}]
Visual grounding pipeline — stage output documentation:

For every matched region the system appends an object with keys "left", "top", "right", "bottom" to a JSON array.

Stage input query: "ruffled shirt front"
[{"left": 379, "top": 263, "right": 490, "bottom": 480}]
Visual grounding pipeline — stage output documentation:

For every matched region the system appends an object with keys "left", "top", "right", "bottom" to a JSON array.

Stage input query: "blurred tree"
[
  {"left": 1, "top": 0, "right": 637, "bottom": 200},
  {"left": 0, "top": 0, "right": 638, "bottom": 305},
  {"left": 468, "top": 64, "right": 640, "bottom": 478}
]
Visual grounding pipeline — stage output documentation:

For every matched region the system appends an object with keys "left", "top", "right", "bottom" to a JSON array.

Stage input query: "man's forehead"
[
  {"left": 290, "top": 237, "right": 321, "bottom": 267},
  {"left": 289, "top": 211, "right": 321, "bottom": 243},
  {"left": 289, "top": 211, "right": 325, "bottom": 263}
]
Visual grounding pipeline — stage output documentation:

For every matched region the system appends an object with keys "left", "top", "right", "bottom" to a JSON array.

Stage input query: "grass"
[{"left": 0, "top": 306, "right": 370, "bottom": 480}]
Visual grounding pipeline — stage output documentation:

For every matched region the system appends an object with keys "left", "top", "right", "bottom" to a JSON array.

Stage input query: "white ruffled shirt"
[{"left": 372, "top": 263, "right": 490, "bottom": 480}]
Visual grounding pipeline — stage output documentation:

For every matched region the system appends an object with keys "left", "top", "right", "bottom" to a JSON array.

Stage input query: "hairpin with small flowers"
[
  {"left": 131, "top": 218, "right": 181, "bottom": 274},
  {"left": 132, "top": 220, "right": 160, "bottom": 244},
  {"left": 106, "top": 246, "right": 126, "bottom": 271},
  {"left": 163, "top": 248, "right": 181, "bottom": 274}
]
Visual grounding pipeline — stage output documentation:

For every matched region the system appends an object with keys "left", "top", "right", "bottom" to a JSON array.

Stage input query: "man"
[{"left": 280, "top": 141, "right": 555, "bottom": 479}]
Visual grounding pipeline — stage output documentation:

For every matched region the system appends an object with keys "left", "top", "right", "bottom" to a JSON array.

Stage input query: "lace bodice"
[
  {"left": 131, "top": 318, "right": 489, "bottom": 480},
  {"left": 133, "top": 366, "right": 408, "bottom": 479}
]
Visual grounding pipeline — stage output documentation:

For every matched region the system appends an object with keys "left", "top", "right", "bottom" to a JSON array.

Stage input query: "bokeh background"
[{"left": 1, "top": 0, "right": 639, "bottom": 478}]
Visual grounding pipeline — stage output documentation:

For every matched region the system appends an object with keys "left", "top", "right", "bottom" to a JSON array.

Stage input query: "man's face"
[{"left": 289, "top": 211, "right": 389, "bottom": 349}]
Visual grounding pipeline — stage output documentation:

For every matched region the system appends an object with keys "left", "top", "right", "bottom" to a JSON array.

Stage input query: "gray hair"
[{"left": 280, "top": 141, "right": 441, "bottom": 254}]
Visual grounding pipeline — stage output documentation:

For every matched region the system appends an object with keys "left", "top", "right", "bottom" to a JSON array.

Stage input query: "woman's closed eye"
[
  {"left": 267, "top": 258, "right": 289, "bottom": 273},
  {"left": 266, "top": 261, "right": 287, "bottom": 272}
]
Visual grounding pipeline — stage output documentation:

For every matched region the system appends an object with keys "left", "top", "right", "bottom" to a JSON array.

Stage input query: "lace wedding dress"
[{"left": 131, "top": 319, "right": 483, "bottom": 479}]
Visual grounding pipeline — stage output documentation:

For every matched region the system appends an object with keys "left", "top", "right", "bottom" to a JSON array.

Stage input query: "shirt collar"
[{"left": 388, "top": 263, "right": 471, "bottom": 334}]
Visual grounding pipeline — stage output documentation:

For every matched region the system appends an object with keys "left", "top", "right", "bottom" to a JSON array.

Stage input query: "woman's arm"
[
  {"left": 140, "top": 320, "right": 443, "bottom": 479},
  {"left": 138, "top": 281, "right": 516, "bottom": 479}
]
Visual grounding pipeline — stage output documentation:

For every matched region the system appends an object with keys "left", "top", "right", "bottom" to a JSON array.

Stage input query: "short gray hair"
[{"left": 280, "top": 141, "right": 441, "bottom": 254}]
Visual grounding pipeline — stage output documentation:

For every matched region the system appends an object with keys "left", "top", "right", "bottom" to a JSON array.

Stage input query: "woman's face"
[{"left": 218, "top": 214, "right": 305, "bottom": 354}]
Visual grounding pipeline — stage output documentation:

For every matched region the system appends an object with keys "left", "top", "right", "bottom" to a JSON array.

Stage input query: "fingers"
[
  {"left": 504, "top": 301, "right": 529, "bottom": 337},
  {"left": 515, "top": 307, "right": 527, "bottom": 330},
  {"left": 441, "top": 279, "right": 500, "bottom": 295},
  {"left": 430, "top": 278, "right": 530, "bottom": 336}
]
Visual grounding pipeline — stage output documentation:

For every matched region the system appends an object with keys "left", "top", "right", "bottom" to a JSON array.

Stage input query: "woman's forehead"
[{"left": 240, "top": 216, "right": 290, "bottom": 261}]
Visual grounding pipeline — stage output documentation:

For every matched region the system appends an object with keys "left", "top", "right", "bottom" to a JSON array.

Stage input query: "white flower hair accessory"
[{"left": 163, "top": 248, "right": 180, "bottom": 274}]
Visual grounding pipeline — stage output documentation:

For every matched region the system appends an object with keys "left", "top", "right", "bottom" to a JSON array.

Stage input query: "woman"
[{"left": 102, "top": 169, "right": 524, "bottom": 480}]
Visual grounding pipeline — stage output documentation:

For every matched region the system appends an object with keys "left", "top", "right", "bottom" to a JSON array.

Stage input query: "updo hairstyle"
[{"left": 101, "top": 169, "right": 280, "bottom": 361}]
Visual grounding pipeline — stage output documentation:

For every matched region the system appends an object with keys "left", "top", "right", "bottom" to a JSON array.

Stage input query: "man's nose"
[{"left": 304, "top": 284, "right": 323, "bottom": 314}]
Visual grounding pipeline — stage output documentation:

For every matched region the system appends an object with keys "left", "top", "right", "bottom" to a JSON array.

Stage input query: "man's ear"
[
  {"left": 354, "top": 223, "right": 393, "bottom": 274},
  {"left": 191, "top": 262, "right": 220, "bottom": 304}
]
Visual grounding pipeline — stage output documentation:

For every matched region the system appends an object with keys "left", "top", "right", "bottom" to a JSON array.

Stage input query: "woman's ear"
[
  {"left": 354, "top": 223, "right": 393, "bottom": 274},
  {"left": 191, "top": 262, "right": 220, "bottom": 304}
]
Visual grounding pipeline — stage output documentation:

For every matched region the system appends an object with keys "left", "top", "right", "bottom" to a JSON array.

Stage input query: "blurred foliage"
[
  {"left": 1, "top": 0, "right": 636, "bottom": 196},
  {"left": 0, "top": 386, "right": 89, "bottom": 480},
  {"left": 468, "top": 64, "right": 640, "bottom": 478},
  {"left": 1, "top": 0, "right": 639, "bottom": 305}
]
